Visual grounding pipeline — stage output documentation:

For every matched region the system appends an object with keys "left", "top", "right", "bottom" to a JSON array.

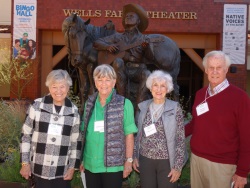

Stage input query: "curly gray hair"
[{"left": 146, "top": 70, "right": 173, "bottom": 93}]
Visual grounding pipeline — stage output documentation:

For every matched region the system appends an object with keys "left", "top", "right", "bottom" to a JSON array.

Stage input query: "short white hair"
[
  {"left": 45, "top": 69, "right": 72, "bottom": 87},
  {"left": 203, "top": 50, "right": 231, "bottom": 69},
  {"left": 146, "top": 70, "right": 173, "bottom": 93}
]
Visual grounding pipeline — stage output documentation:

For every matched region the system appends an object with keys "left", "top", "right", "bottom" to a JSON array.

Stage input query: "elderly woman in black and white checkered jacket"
[{"left": 20, "top": 69, "right": 82, "bottom": 188}]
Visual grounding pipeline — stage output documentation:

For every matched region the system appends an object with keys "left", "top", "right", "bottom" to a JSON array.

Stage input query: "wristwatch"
[
  {"left": 126, "top": 157, "right": 133, "bottom": 163},
  {"left": 21, "top": 162, "right": 29, "bottom": 166}
]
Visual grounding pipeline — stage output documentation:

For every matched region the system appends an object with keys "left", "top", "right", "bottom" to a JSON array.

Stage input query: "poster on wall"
[
  {"left": 13, "top": 0, "right": 37, "bottom": 59},
  {"left": 223, "top": 4, "right": 247, "bottom": 64}
]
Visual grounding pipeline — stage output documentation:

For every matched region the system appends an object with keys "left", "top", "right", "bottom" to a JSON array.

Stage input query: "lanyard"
[{"left": 198, "top": 87, "right": 213, "bottom": 106}]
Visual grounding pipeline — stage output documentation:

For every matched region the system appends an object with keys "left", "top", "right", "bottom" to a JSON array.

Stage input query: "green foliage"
[
  {"left": 0, "top": 46, "right": 11, "bottom": 85},
  {"left": 5, "top": 59, "right": 35, "bottom": 99},
  {"left": 0, "top": 99, "right": 29, "bottom": 184},
  {"left": 126, "top": 170, "right": 140, "bottom": 188},
  {"left": 0, "top": 46, "right": 37, "bottom": 99},
  {"left": 0, "top": 64, "right": 11, "bottom": 85},
  {"left": 0, "top": 100, "right": 27, "bottom": 161},
  {"left": 71, "top": 171, "right": 84, "bottom": 188},
  {"left": 179, "top": 137, "right": 191, "bottom": 186},
  {"left": 68, "top": 87, "right": 81, "bottom": 109},
  {"left": 167, "top": 94, "right": 192, "bottom": 122},
  {"left": 0, "top": 149, "right": 27, "bottom": 185}
]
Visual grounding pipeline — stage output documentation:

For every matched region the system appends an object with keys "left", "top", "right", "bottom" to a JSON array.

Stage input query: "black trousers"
[
  {"left": 139, "top": 155, "right": 178, "bottom": 188},
  {"left": 85, "top": 169, "right": 123, "bottom": 188},
  {"left": 34, "top": 176, "right": 71, "bottom": 188}
]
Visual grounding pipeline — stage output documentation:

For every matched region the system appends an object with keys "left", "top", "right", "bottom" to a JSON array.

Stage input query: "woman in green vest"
[{"left": 80, "top": 64, "right": 138, "bottom": 188}]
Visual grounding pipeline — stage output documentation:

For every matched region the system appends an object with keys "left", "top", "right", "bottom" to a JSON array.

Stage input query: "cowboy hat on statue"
[{"left": 122, "top": 3, "right": 149, "bottom": 32}]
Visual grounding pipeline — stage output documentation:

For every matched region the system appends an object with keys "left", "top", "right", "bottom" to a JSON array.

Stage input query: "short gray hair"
[
  {"left": 45, "top": 69, "right": 72, "bottom": 87},
  {"left": 146, "top": 70, "right": 173, "bottom": 93},
  {"left": 203, "top": 50, "right": 231, "bottom": 69},
  {"left": 93, "top": 64, "right": 117, "bottom": 80}
]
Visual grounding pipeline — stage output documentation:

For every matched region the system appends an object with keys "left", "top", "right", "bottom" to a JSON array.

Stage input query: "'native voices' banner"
[
  {"left": 13, "top": 0, "right": 37, "bottom": 59},
  {"left": 223, "top": 4, "right": 247, "bottom": 64}
]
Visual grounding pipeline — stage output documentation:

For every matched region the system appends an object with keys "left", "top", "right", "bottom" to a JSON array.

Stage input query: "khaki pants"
[{"left": 191, "top": 153, "right": 236, "bottom": 188}]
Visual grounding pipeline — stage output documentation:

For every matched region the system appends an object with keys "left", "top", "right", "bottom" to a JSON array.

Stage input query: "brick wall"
[
  {"left": 37, "top": 0, "right": 225, "bottom": 34},
  {"left": 15, "top": 0, "right": 248, "bottom": 99},
  {"left": 227, "top": 64, "right": 248, "bottom": 90}
]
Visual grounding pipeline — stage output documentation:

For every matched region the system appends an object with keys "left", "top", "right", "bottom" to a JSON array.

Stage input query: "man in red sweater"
[{"left": 185, "top": 50, "right": 250, "bottom": 188}]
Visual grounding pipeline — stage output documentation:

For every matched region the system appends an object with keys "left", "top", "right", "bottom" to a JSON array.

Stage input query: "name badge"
[
  {"left": 144, "top": 124, "right": 157, "bottom": 137},
  {"left": 196, "top": 102, "right": 209, "bottom": 116},
  {"left": 94, "top": 121, "right": 104, "bottom": 132},
  {"left": 48, "top": 123, "right": 62, "bottom": 135}
]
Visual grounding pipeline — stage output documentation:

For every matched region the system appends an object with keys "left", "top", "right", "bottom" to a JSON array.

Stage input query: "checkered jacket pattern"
[{"left": 20, "top": 95, "right": 82, "bottom": 179}]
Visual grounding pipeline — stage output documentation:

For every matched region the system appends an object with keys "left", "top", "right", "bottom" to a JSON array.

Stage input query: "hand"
[
  {"left": 168, "top": 168, "right": 181, "bottom": 183},
  {"left": 232, "top": 174, "right": 247, "bottom": 188},
  {"left": 106, "top": 45, "right": 119, "bottom": 53},
  {"left": 63, "top": 168, "right": 75, "bottom": 180},
  {"left": 132, "top": 158, "right": 140, "bottom": 173},
  {"left": 79, "top": 163, "right": 85, "bottom": 172},
  {"left": 123, "top": 161, "right": 133, "bottom": 178},
  {"left": 20, "top": 164, "right": 31, "bottom": 180}
]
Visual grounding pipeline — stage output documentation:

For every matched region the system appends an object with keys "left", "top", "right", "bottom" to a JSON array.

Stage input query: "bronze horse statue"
[
  {"left": 62, "top": 13, "right": 181, "bottom": 109},
  {"left": 62, "top": 13, "right": 116, "bottom": 111}
]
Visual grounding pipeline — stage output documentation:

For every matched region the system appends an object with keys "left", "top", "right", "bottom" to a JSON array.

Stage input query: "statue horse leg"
[
  {"left": 77, "top": 66, "right": 90, "bottom": 115},
  {"left": 172, "top": 75, "right": 180, "bottom": 101},
  {"left": 112, "top": 58, "right": 127, "bottom": 97},
  {"left": 136, "top": 68, "right": 151, "bottom": 105},
  {"left": 87, "top": 63, "right": 96, "bottom": 95}
]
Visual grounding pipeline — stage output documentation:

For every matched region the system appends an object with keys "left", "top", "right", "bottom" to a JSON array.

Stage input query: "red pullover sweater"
[{"left": 185, "top": 84, "right": 250, "bottom": 177}]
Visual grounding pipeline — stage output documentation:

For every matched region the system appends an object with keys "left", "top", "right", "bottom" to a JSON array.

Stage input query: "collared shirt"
[
  {"left": 208, "top": 79, "right": 229, "bottom": 96},
  {"left": 81, "top": 90, "right": 138, "bottom": 173}
]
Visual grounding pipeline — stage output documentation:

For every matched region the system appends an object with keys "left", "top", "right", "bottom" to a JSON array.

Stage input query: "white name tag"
[
  {"left": 196, "top": 102, "right": 209, "bottom": 116},
  {"left": 94, "top": 121, "right": 104, "bottom": 132},
  {"left": 144, "top": 124, "right": 157, "bottom": 137},
  {"left": 48, "top": 123, "right": 62, "bottom": 135}
]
